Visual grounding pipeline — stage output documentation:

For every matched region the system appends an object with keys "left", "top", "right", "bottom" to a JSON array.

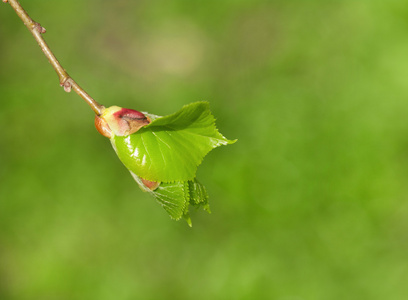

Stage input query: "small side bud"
[
  {"left": 61, "top": 80, "right": 72, "bottom": 93},
  {"left": 34, "top": 22, "right": 46, "bottom": 34}
]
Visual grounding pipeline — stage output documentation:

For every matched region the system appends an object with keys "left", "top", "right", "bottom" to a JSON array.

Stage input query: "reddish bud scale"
[
  {"left": 113, "top": 108, "right": 147, "bottom": 120},
  {"left": 141, "top": 178, "right": 160, "bottom": 191},
  {"left": 113, "top": 108, "right": 150, "bottom": 136}
]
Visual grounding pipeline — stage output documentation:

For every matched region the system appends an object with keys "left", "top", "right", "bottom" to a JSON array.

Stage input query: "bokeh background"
[{"left": 1, "top": 0, "right": 408, "bottom": 299}]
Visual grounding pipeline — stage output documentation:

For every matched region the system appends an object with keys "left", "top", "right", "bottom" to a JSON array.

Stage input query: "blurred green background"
[{"left": 1, "top": 0, "right": 408, "bottom": 299}]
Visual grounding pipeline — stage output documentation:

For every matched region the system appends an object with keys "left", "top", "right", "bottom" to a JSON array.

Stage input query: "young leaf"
[
  {"left": 96, "top": 101, "right": 235, "bottom": 224},
  {"left": 112, "top": 102, "right": 236, "bottom": 182}
]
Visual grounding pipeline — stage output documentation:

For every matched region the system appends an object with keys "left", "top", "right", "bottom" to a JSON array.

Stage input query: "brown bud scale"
[{"left": 95, "top": 116, "right": 112, "bottom": 138}]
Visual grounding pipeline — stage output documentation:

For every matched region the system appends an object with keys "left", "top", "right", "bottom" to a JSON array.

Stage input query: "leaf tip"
[{"left": 184, "top": 214, "right": 193, "bottom": 227}]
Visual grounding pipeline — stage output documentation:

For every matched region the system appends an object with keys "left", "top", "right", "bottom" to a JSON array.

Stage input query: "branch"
[{"left": 4, "top": 0, "right": 105, "bottom": 116}]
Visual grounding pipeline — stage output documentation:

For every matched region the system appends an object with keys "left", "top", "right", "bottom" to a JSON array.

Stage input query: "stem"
[{"left": 4, "top": 0, "right": 104, "bottom": 116}]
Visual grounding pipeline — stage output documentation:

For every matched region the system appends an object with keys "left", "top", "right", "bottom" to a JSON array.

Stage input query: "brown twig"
[{"left": 4, "top": 0, "right": 105, "bottom": 116}]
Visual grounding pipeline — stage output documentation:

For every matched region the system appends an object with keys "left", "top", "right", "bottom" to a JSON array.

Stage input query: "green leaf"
[
  {"left": 154, "top": 179, "right": 209, "bottom": 226},
  {"left": 151, "top": 181, "right": 189, "bottom": 220},
  {"left": 130, "top": 170, "right": 209, "bottom": 225},
  {"left": 187, "top": 179, "right": 210, "bottom": 210},
  {"left": 112, "top": 102, "right": 236, "bottom": 182}
]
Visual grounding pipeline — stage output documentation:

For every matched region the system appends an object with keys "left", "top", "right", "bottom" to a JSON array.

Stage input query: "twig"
[{"left": 4, "top": 0, "right": 105, "bottom": 116}]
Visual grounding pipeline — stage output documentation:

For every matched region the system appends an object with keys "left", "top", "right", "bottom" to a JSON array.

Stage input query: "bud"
[
  {"left": 140, "top": 178, "right": 161, "bottom": 191},
  {"left": 95, "top": 106, "right": 150, "bottom": 137}
]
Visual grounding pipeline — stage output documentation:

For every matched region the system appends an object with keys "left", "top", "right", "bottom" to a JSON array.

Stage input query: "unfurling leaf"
[{"left": 96, "top": 101, "right": 236, "bottom": 224}]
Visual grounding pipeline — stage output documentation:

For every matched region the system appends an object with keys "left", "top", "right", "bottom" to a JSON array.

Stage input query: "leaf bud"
[{"left": 95, "top": 106, "right": 150, "bottom": 137}]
